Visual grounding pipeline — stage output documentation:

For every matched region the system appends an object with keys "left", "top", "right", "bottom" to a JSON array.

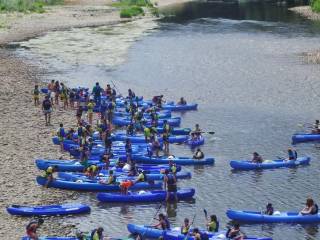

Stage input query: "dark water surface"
[{"left": 14, "top": 1, "right": 320, "bottom": 240}]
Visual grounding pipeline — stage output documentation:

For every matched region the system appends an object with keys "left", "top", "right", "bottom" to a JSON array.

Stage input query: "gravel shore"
[
  {"left": 290, "top": 6, "right": 320, "bottom": 64},
  {"left": 0, "top": 49, "right": 81, "bottom": 239}
]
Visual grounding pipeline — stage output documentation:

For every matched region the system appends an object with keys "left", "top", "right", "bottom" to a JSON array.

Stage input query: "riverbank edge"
[{"left": 289, "top": 6, "right": 320, "bottom": 64}]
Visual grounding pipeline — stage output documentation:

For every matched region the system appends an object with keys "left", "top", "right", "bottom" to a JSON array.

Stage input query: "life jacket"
[
  {"left": 108, "top": 175, "right": 116, "bottom": 184},
  {"left": 181, "top": 225, "right": 190, "bottom": 235},
  {"left": 138, "top": 172, "right": 147, "bottom": 182},
  {"left": 170, "top": 165, "right": 177, "bottom": 174},
  {"left": 44, "top": 166, "right": 53, "bottom": 177},
  {"left": 90, "top": 229, "right": 102, "bottom": 240},
  {"left": 144, "top": 128, "right": 151, "bottom": 137},
  {"left": 167, "top": 174, "right": 175, "bottom": 185},
  {"left": 311, "top": 204, "right": 319, "bottom": 215},
  {"left": 33, "top": 88, "right": 40, "bottom": 95}
]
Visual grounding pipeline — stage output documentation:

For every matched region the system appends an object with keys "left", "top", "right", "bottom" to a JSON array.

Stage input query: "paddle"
[
  {"left": 184, "top": 214, "right": 196, "bottom": 240},
  {"left": 141, "top": 203, "right": 163, "bottom": 239},
  {"left": 204, "top": 209, "right": 208, "bottom": 221}
]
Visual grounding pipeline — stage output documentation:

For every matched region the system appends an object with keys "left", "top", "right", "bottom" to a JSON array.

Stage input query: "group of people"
[{"left": 26, "top": 218, "right": 104, "bottom": 240}]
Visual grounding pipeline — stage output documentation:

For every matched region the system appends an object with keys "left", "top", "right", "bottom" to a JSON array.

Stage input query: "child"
[{"left": 33, "top": 85, "right": 40, "bottom": 106}]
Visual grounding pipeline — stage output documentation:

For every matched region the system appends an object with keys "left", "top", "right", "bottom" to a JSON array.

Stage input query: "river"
[{"left": 13, "top": 1, "right": 320, "bottom": 240}]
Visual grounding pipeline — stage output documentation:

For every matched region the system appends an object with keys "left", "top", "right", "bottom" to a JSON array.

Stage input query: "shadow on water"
[{"left": 160, "top": 0, "right": 309, "bottom": 23}]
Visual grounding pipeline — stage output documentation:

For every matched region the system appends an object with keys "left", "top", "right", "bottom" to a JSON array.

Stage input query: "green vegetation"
[
  {"left": 311, "top": 0, "right": 320, "bottom": 13},
  {"left": 113, "top": 0, "right": 155, "bottom": 18},
  {"left": 120, "top": 6, "right": 144, "bottom": 18},
  {"left": 0, "top": 0, "right": 63, "bottom": 13}
]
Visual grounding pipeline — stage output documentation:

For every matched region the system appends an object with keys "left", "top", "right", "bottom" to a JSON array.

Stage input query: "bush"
[
  {"left": 120, "top": 5, "right": 144, "bottom": 18},
  {"left": 311, "top": 0, "right": 320, "bottom": 12},
  {"left": 0, "top": 0, "right": 63, "bottom": 13}
]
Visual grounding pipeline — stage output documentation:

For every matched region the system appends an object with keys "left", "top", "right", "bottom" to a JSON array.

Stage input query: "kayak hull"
[
  {"left": 187, "top": 136, "right": 205, "bottom": 147},
  {"left": 112, "top": 134, "right": 188, "bottom": 144},
  {"left": 292, "top": 134, "right": 320, "bottom": 144},
  {"left": 36, "top": 176, "right": 162, "bottom": 191},
  {"left": 97, "top": 188, "right": 195, "bottom": 203},
  {"left": 162, "top": 104, "right": 198, "bottom": 111},
  {"left": 226, "top": 209, "right": 320, "bottom": 223},
  {"left": 131, "top": 155, "right": 214, "bottom": 165},
  {"left": 7, "top": 203, "right": 90, "bottom": 216},
  {"left": 229, "top": 157, "right": 311, "bottom": 170}
]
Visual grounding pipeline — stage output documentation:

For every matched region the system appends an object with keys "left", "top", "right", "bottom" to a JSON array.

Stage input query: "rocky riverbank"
[{"left": 290, "top": 6, "right": 320, "bottom": 64}]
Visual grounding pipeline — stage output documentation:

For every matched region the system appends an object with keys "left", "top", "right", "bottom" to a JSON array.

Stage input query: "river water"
[{"left": 13, "top": 1, "right": 320, "bottom": 240}]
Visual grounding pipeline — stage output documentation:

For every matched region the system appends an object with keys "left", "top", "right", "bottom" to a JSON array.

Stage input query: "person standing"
[
  {"left": 42, "top": 95, "right": 52, "bottom": 126},
  {"left": 163, "top": 169, "right": 178, "bottom": 202}
]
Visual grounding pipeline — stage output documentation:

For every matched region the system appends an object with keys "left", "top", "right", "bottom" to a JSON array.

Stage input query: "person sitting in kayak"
[
  {"left": 102, "top": 154, "right": 111, "bottom": 169},
  {"left": 226, "top": 223, "right": 246, "bottom": 240},
  {"left": 206, "top": 215, "right": 219, "bottom": 232},
  {"left": 192, "top": 124, "right": 202, "bottom": 138},
  {"left": 193, "top": 148, "right": 204, "bottom": 160},
  {"left": 164, "top": 169, "right": 178, "bottom": 202},
  {"left": 178, "top": 97, "right": 187, "bottom": 105},
  {"left": 181, "top": 218, "right": 191, "bottom": 235},
  {"left": 152, "top": 95, "right": 164, "bottom": 108},
  {"left": 192, "top": 228, "right": 201, "bottom": 240},
  {"left": 120, "top": 180, "right": 134, "bottom": 195},
  {"left": 135, "top": 169, "right": 147, "bottom": 183},
  {"left": 44, "top": 165, "right": 58, "bottom": 188},
  {"left": 153, "top": 213, "right": 170, "bottom": 230},
  {"left": 127, "top": 123, "right": 135, "bottom": 135},
  {"left": 312, "top": 120, "right": 320, "bottom": 134},
  {"left": 264, "top": 203, "right": 274, "bottom": 215},
  {"left": 99, "top": 170, "right": 117, "bottom": 185},
  {"left": 128, "top": 88, "right": 136, "bottom": 100},
  {"left": 85, "top": 165, "right": 99, "bottom": 179},
  {"left": 91, "top": 227, "right": 104, "bottom": 240},
  {"left": 26, "top": 218, "right": 44, "bottom": 240},
  {"left": 252, "top": 152, "right": 263, "bottom": 163},
  {"left": 300, "top": 198, "right": 318, "bottom": 215},
  {"left": 287, "top": 148, "right": 297, "bottom": 161}
]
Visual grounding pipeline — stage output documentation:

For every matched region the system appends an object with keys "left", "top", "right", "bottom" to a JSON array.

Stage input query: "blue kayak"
[
  {"left": 112, "top": 117, "right": 181, "bottom": 127},
  {"left": 112, "top": 133, "right": 188, "bottom": 144},
  {"left": 36, "top": 176, "right": 162, "bottom": 191},
  {"left": 36, "top": 159, "right": 182, "bottom": 172},
  {"left": 292, "top": 133, "right": 320, "bottom": 144},
  {"left": 162, "top": 103, "right": 198, "bottom": 111},
  {"left": 97, "top": 188, "right": 195, "bottom": 203},
  {"left": 58, "top": 170, "right": 190, "bottom": 181},
  {"left": 230, "top": 157, "right": 311, "bottom": 170},
  {"left": 187, "top": 136, "right": 204, "bottom": 147},
  {"left": 126, "top": 224, "right": 210, "bottom": 239},
  {"left": 157, "top": 127, "right": 191, "bottom": 135},
  {"left": 22, "top": 237, "right": 77, "bottom": 240},
  {"left": 226, "top": 209, "right": 320, "bottom": 223},
  {"left": 7, "top": 203, "right": 90, "bottom": 216},
  {"left": 114, "top": 110, "right": 172, "bottom": 119},
  {"left": 164, "top": 231, "right": 272, "bottom": 240},
  {"left": 132, "top": 155, "right": 214, "bottom": 165}
]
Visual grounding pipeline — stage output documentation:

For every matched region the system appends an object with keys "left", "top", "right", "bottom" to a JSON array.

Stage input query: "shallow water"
[{"left": 14, "top": 1, "right": 320, "bottom": 240}]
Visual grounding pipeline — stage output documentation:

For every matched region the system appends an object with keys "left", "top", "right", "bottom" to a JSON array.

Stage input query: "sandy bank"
[
  {"left": 0, "top": 1, "right": 126, "bottom": 46},
  {"left": 290, "top": 5, "right": 320, "bottom": 21},
  {"left": 152, "top": 0, "right": 195, "bottom": 8}
]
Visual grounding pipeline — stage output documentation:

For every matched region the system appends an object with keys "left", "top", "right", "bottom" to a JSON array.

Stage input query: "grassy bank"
[
  {"left": 311, "top": 0, "right": 320, "bottom": 12},
  {"left": 113, "top": 0, "right": 157, "bottom": 18},
  {"left": 0, "top": 0, "right": 63, "bottom": 13}
]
